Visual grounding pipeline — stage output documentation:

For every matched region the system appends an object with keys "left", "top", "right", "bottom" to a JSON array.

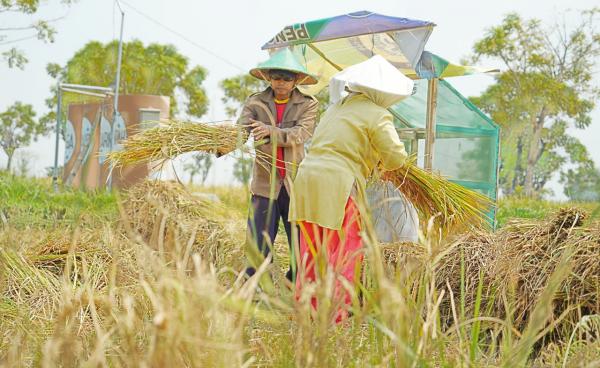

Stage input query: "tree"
[
  {"left": 1, "top": 0, "right": 76, "bottom": 69},
  {"left": 469, "top": 10, "right": 600, "bottom": 197},
  {"left": 44, "top": 40, "right": 209, "bottom": 120},
  {"left": 220, "top": 74, "right": 266, "bottom": 118},
  {"left": 14, "top": 150, "right": 30, "bottom": 177},
  {"left": 561, "top": 166, "right": 600, "bottom": 202},
  {"left": 0, "top": 102, "right": 48, "bottom": 171},
  {"left": 184, "top": 153, "right": 214, "bottom": 185}
]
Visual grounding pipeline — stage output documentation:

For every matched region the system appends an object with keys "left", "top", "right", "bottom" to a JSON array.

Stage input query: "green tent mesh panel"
[{"left": 389, "top": 78, "right": 500, "bottom": 224}]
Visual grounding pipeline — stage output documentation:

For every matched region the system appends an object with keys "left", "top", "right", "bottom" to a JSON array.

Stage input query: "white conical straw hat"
[{"left": 329, "top": 54, "right": 414, "bottom": 108}]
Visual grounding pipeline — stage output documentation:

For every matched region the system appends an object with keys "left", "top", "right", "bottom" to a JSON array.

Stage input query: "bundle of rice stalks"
[
  {"left": 492, "top": 208, "right": 599, "bottom": 329},
  {"left": 380, "top": 157, "right": 493, "bottom": 232},
  {"left": 108, "top": 120, "right": 249, "bottom": 166},
  {"left": 379, "top": 231, "right": 498, "bottom": 321},
  {"left": 22, "top": 230, "right": 110, "bottom": 275},
  {"left": 435, "top": 230, "right": 499, "bottom": 317},
  {"left": 120, "top": 180, "right": 243, "bottom": 269},
  {"left": 0, "top": 247, "right": 62, "bottom": 317},
  {"left": 425, "top": 207, "right": 600, "bottom": 332},
  {"left": 381, "top": 207, "right": 599, "bottom": 336}
]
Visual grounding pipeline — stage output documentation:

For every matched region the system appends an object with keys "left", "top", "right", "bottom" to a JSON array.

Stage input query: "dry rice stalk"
[
  {"left": 382, "top": 208, "right": 599, "bottom": 334},
  {"left": 491, "top": 208, "right": 599, "bottom": 329},
  {"left": 0, "top": 247, "right": 62, "bottom": 318},
  {"left": 121, "top": 180, "right": 214, "bottom": 242},
  {"left": 108, "top": 120, "right": 249, "bottom": 166},
  {"left": 381, "top": 157, "right": 493, "bottom": 232},
  {"left": 107, "top": 119, "right": 290, "bottom": 177},
  {"left": 430, "top": 208, "right": 599, "bottom": 331},
  {"left": 120, "top": 180, "right": 242, "bottom": 269},
  {"left": 25, "top": 230, "right": 111, "bottom": 276}
]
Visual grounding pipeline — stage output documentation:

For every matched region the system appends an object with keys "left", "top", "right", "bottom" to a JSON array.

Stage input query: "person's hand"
[{"left": 249, "top": 119, "right": 271, "bottom": 140}]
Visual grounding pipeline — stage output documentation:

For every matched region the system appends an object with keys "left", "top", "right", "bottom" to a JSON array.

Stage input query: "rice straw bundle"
[
  {"left": 381, "top": 208, "right": 600, "bottom": 332},
  {"left": 122, "top": 180, "right": 218, "bottom": 243},
  {"left": 120, "top": 180, "right": 244, "bottom": 268},
  {"left": 490, "top": 208, "right": 598, "bottom": 329},
  {"left": 380, "top": 157, "right": 493, "bottom": 232},
  {"left": 108, "top": 120, "right": 249, "bottom": 166}
]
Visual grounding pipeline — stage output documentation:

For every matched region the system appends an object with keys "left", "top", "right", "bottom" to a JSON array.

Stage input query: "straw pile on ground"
[
  {"left": 0, "top": 212, "right": 255, "bottom": 367},
  {"left": 120, "top": 180, "right": 239, "bottom": 267},
  {"left": 108, "top": 120, "right": 248, "bottom": 166},
  {"left": 489, "top": 208, "right": 599, "bottom": 328},
  {"left": 385, "top": 207, "right": 600, "bottom": 332}
]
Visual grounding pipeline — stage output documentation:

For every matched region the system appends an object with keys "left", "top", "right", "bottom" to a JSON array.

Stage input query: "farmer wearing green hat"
[{"left": 239, "top": 48, "right": 319, "bottom": 282}]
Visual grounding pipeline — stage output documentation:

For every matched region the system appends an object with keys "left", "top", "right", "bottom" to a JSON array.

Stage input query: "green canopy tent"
[
  {"left": 262, "top": 11, "right": 500, "bottom": 223},
  {"left": 390, "top": 79, "right": 500, "bottom": 215},
  {"left": 394, "top": 51, "right": 501, "bottom": 222}
]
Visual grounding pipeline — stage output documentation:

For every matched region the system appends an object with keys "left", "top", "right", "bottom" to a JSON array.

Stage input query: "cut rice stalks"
[
  {"left": 381, "top": 157, "right": 493, "bottom": 232},
  {"left": 107, "top": 120, "right": 249, "bottom": 166},
  {"left": 107, "top": 119, "right": 287, "bottom": 174}
]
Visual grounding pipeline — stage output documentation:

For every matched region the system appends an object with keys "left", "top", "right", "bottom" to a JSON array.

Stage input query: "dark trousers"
[{"left": 246, "top": 187, "right": 296, "bottom": 281}]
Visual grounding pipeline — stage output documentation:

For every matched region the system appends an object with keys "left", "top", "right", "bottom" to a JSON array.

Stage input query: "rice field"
[{"left": 1, "top": 172, "right": 599, "bottom": 367}]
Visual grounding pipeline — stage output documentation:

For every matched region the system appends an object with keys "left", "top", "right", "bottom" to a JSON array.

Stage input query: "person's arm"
[
  {"left": 268, "top": 98, "right": 318, "bottom": 147},
  {"left": 369, "top": 111, "right": 407, "bottom": 171}
]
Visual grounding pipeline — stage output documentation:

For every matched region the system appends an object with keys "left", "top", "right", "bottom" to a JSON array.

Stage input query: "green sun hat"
[{"left": 250, "top": 48, "right": 318, "bottom": 85}]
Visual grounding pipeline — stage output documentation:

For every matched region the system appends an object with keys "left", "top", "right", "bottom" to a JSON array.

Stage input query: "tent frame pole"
[
  {"left": 424, "top": 78, "right": 438, "bottom": 171},
  {"left": 52, "top": 83, "right": 63, "bottom": 193},
  {"left": 107, "top": 7, "right": 125, "bottom": 191}
]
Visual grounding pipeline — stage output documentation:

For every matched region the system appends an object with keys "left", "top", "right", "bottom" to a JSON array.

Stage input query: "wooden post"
[{"left": 424, "top": 78, "right": 438, "bottom": 171}]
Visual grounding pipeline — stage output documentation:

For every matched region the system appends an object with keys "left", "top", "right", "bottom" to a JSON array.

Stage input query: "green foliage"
[
  {"left": 561, "top": 166, "right": 600, "bottom": 201},
  {"left": 220, "top": 74, "right": 266, "bottom": 118},
  {"left": 0, "top": 102, "right": 48, "bottom": 171},
  {"left": 496, "top": 195, "right": 599, "bottom": 227},
  {"left": 1, "top": 48, "right": 28, "bottom": 69},
  {"left": 470, "top": 10, "right": 600, "bottom": 197},
  {"left": 0, "top": 0, "right": 50, "bottom": 13},
  {"left": 0, "top": 171, "right": 117, "bottom": 228},
  {"left": 1, "top": 0, "right": 75, "bottom": 69},
  {"left": 179, "top": 66, "right": 210, "bottom": 118},
  {"left": 45, "top": 40, "right": 209, "bottom": 119}
]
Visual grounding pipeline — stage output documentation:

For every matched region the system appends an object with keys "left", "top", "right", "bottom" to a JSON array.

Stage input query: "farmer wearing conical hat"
[
  {"left": 239, "top": 48, "right": 319, "bottom": 282},
  {"left": 290, "top": 55, "right": 413, "bottom": 322}
]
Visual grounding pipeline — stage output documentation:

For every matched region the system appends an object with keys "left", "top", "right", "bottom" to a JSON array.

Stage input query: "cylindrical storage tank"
[
  {"left": 100, "top": 94, "right": 170, "bottom": 190},
  {"left": 62, "top": 101, "right": 108, "bottom": 190},
  {"left": 63, "top": 94, "right": 170, "bottom": 190}
]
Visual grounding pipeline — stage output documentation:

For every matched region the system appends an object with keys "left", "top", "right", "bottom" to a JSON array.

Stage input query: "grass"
[
  {"left": 196, "top": 184, "right": 250, "bottom": 218},
  {"left": 0, "top": 172, "right": 117, "bottom": 228},
  {"left": 496, "top": 196, "right": 599, "bottom": 227},
  {"left": 1, "top": 174, "right": 599, "bottom": 367}
]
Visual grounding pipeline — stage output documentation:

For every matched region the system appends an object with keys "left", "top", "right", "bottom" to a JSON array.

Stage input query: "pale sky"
[{"left": 1, "top": 0, "right": 598, "bottom": 199}]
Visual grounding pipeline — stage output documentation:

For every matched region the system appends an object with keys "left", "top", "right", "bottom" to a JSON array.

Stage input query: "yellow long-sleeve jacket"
[{"left": 289, "top": 93, "right": 407, "bottom": 230}]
